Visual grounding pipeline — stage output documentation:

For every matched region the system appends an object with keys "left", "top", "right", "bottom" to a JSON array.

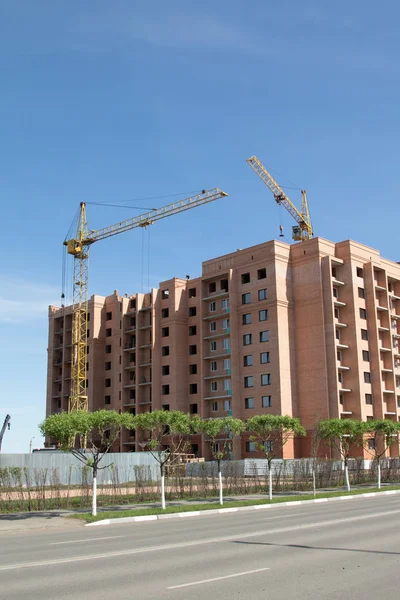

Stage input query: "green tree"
[
  {"left": 193, "top": 416, "right": 245, "bottom": 505},
  {"left": 365, "top": 420, "right": 400, "bottom": 489},
  {"left": 131, "top": 410, "right": 193, "bottom": 509},
  {"left": 246, "top": 415, "right": 306, "bottom": 500},
  {"left": 317, "top": 418, "right": 367, "bottom": 492},
  {"left": 39, "top": 410, "right": 131, "bottom": 516}
]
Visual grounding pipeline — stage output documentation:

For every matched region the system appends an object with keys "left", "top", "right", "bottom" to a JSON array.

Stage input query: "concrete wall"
[{"left": 0, "top": 452, "right": 160, "bottom": 485}]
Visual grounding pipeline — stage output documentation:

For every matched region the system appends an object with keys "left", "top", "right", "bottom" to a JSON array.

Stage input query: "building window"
[
  {"left": 244, "top": 355, "right": 253, "bottom": 367},
  {"left": 358, "top": 288, "right": 365, "bottom": 299},
  {"left": 361, "top": 329, "right": 368, "bottom": 341},
  {"left": 241, "top": 272, "right": 251, "bottom": 284},
  {"left": 223, "top": 358, "right": 231, "bottom": 370},
  {"left": 210, "top": 361, "right": 218, "bottom": 372},
  {"left": 162, "top": 327, "right": 169, "bottom": 337},
  {"left": 362, "top": 350, "right": 370, "bottom": 361},
  {"left": 242, "top": 293, "right": 251, "bottom": 305},
  {"left": 223, "top": 379, "right": 232, "bottom": 391},
  {"left": 106, "top": 312, "right": 112, "bottom": 321},
  {"left": 162, "top": 404, "right": 170, "bottom": 412},
  {"left": 246, "top": 441, "right": 256, "bottom": 452},
  {"left": 209, "top": 301, "right": 216, "bottom": 312},
  {"left": 210, "top": 321, "right": 217, "bottom": 332},
  {"left": 106, "top": 328, "right": 112, "bottom": 337},
  {"left": 338, "top": 371, "right": 343, "bottom": 383},
  {"left": 332, "top": 267, "right": 337, "bottom": 278},
  {"left": 189, "top": 325, "right": 197, "bottom": 336},
  {"left": 264, "top": 441, "right": 273, "bottom": 452},
  {"left": 222, "top": 338, "right": 230, "bottom": 350},
  {"left": 222, "top": 318, "right": 230, "bottom": 330},
  {"left": 189, "top": 364, "right": 197, "bottom": 375},
  {"left": 262, "top": 395, "right": 272, "bottom": 408},
  {"left": 257, "top": 268, "right": 266, "bottom": 280},
  {"left": 220, "top": 279, "right": 229, "bottom": 292},
  {"left": 189, "top": 287, "right": 197, "bottom": 298},
  {"left": 245, "top": 397, "right": 255, "bottom": 409},
  {"left": 360, "top": 308, "right": 367, "bottom": 320},
  {"left": 397, "top": 396, "right": 400, "bottom": 408},
  {"left": 333, "top": 287, "right": 338, "bottom": 299},
  {"left": 190, "top": 383, "right": 198, "bottom": 394},
  {"left": 243, "top": 334, "right": 252, "bottom": 346},
  {"left": 189, "top": 345, "right": 197, "bottom": 355},
  {"left": 244, "top": 376, "right": 254, "bottom": 388},
  {"left": 260, "top": 330, "right": 269, "bottom": 343},
  {"left": 260, "top": 352, "right": 270, "bottom": 364},
  {"left": 259, "top": 310, "right": 268, "bottom": 322},
  {"left": 357, "top": 267, "right": 364, "bottom": 278},
  {"left": 161, "top": 289, "right": 169, "bottom": 300},
  {"left": 243, "top": 313, "right": 252, "bottom": 325},
  {"left": 365, "top": 393, "right": 373, "bottom": 405},
  {"left": 188, "top": 306, "right": 197, "bottom": 317},
  {"left": 222, "top": 299, "right": 229, "bottom": 310},
  {"left": 129, "top": 316, "right": 136, "bottom": 327},
  {"left": 162, "top": 385, "right": 170, "bottom": 395},
  {"left": 258, "top": 288, "right": 267, "bottom": 301},
  {"left": 210, "top": 341, "right": 217, "bottom": 352},
  {"left": 223, "top": 400, "right": 232, "bottom": 412},
  {"left": 368, "top": 439, "right": 375, "bottom": 450},
  {"left": 129, "top": 389, "right": 135, "bottom": 400},
  {"left": 211, "top": 381, "right": 218, "bottom": 392},
  {"left": 190, "top": 404, "right": 198, "bottom": 415},
  {"left": 105, "top": 361, "right": 111, "bottom": 371},
  {"left": 162, "top": 365, "right": 170, "bottom": 376},
  {"left": 364, "top": 372, "right": 371, "bottom": 384},
  {"left": 209, "top": 282, "right": 216, "bottom": 294},
  {"left": 161, "top": 308, "right": 169, "bottom": 318},
  {"left": 336, "top": 329, "right": 341, "bottom": 341},
  {"left": 261, "top": 373, "right": 271, "bottom": 386},
  {"left": 212, "top": 402, "right": 218, "bottom": 412},
  {"left": 105, "top": 395, "right": 111, "bottom": 405},
  {"left": 162, "top": 346, "right": 169, "bottom": 356},
  {"left": 105, "top": 378, "right": 111, "bottom": 387}
]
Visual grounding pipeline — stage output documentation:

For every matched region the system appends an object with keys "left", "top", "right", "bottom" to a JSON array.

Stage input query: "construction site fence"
[{"left": 0, "top": 457, "right": 399, "bottom": 513}]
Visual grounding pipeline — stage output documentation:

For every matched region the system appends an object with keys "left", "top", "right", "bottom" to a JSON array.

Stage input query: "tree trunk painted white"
[
  {"left": 219, "top": 469, "right": 223, "bottom": 506},
  {"left": 377, "top": 461, "right": 381, "bottom": 489},
  {"left": 268, "top": 465, "right": 273, "bottom": 501},
  {"left": 161, "top": 473, "right": 166, "bottom": 510},
  {"left": 312, "top": 468, "right": 316, "bottom": 498},
  {"left": 92, "top": 474, "right": 97, "bottom": 516},
  {"left": 344, "top": 462, "right": 350, "bottom": 492}
]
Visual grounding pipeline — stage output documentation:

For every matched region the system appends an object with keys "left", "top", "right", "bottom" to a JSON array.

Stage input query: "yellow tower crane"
[
  {"left": 64, "top": 188, "right": 228, "bottom": 413},
  {"left": 246, "top": 155, "right": 313, "bottom": 242}
]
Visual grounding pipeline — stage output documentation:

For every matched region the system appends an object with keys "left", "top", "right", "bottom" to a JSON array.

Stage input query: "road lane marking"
[
  {"left": 1, "top": 508, "right": 399, "bottom": 572},
  {"left": 167, "top": 567, "right": 270, "bottom": 589},
  {"left": 50, "top": 536, "right": 125, "bottom": 545}
]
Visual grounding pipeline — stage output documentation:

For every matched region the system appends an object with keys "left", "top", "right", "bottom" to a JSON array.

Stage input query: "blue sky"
[{"left": 1, "top": 1, "right": 399, "bottom": 452}]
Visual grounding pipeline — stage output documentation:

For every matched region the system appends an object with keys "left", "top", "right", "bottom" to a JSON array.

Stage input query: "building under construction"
[{"left": 46, "top": 235, "right": 400, "bottom": 458}]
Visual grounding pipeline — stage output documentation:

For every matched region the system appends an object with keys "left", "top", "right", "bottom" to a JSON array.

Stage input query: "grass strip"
[{"left": 70, "top": 485, "right": 400, "bottom": 523}]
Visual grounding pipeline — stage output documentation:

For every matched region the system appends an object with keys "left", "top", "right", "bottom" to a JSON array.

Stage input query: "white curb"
[{"left": 85, "top": 489, "right": 400, "bottom": 526}]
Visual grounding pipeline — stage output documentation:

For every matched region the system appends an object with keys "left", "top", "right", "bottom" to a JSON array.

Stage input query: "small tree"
[
  {"left": 193, "top": 416, "right": 245, "bottom": 505},
  {"left": 246, "top": 415, "right": 306, "bottom": 500},
  {"left": 365, "top": 420, "right": 400, "bottom": 489},
  {"left": 317, "top": 418, "right": 367, "bottom": 492},
  {"left": 39, "top": 410, "right": 131, "bottom": 516},
  {"left": 131, "top": 410, "right": 193, "bottom": 509}
]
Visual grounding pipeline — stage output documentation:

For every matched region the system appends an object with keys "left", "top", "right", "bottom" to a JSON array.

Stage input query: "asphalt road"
[{"left": 1, "top": 495, "right": 400, "bottom": 599}]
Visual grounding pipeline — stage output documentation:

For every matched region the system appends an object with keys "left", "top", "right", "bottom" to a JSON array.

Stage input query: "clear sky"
[{"left": 1, "top": 1, "right": 399, "bottom": 452}]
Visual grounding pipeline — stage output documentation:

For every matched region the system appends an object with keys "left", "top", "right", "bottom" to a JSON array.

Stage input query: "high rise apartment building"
[{"left": 46, "top": 237, "right": 400, "bottom": 458}]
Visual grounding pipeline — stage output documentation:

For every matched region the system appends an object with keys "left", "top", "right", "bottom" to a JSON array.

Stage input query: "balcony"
[
  {"left": 335, "top": 321, "right": 348, "bottom": 328},
  {"left": 340, "top": 410, "right": 353, "bottom": 415},
  {"left": 382, "top": 368, "right": 393, "bottom": 373},
  {"left": 338, "top": 386, "right": 351, "bottom": 393},
  {"left": 139, "top": 343, "right": 152, "bottom": 349},
  {"left": 124, "top": 364, "right": 136, "bottom": 370},
  {"left": 140, "top": 305, "right": 152, "bottom": 312},
  {"left": 334, "top": 299, "right": 346, "bottom": 308},
  {"left": 138, "top": 380, "right": 152, "bottom": 386},
  {"left": 123, "top": 383, "right": 136, "bottom": 389},
  {"left": 337, "top": 364, "right": 350, "bottom": 371},
  {"left": 377, "top": 305, "right": 388, "bottom": 312},
  {"left": 124, "top": 346, "right": 136, "bottom": 352},
  {"left": 139, "top": 362, "right": 152, "bottom": 367},
  {"left": 204, "top": 350, "right": 231, "bottom": 359},
  {"left": 389, "top": 293, "right": 400, "bottom": 301},
  {"left": 378, "top": 326, "right": 390, "bottom": 332},
  {"left": 203, "top": 290, "right": 229, "bottom": 301},
  {"left": 332, "top": 277, "right": 345, "bottom": 286},
  {"left": 139, "top": 324, "right": 152, "bottom": 331},
  {"left": 203, "top": 331, "right": 230, "bottom": 341},
  {"left": 203, "top": 309, "right": 230, "bottom": 321},
  {"left": 124, "top": 327, "right": 136, "bottom": 334},
  {"left": 204, "top": 373, "right": 231, "bottom": 380},
  {"left": 125, "top": 309, "right": 136, "bottom": 316},
  {"left": 375, "top": 284, "right": 387, "bottom": 292},
  {"left": 336, "top": 342, "right": 349, "bottom": 350},
  {"left": 204, "top": 391, "right": 232, "bottom": 400},
  {"left": 380, "top": 346, "right": 392, "bottom": 353},
  {"left": 383, "top": 389, "right": 395, "bottom": 394}
]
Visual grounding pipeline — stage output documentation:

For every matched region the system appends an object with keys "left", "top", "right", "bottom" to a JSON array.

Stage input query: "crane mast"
[
  {"left": 0, "top": 415, "right": 11, "bottom": 452},
  {"left": 246, "top": 155, "right": 313, "bottom": 242},
  {"left": 65, "top": 188, "right": 228, "bottom": 413}
]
